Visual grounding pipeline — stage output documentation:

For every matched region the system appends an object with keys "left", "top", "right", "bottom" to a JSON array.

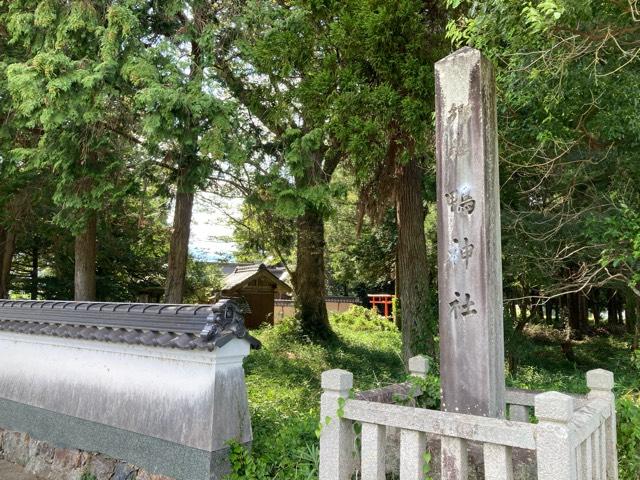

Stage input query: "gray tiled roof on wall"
[{"left": 0, "top": 299, "right": 261, "bottom": 351}]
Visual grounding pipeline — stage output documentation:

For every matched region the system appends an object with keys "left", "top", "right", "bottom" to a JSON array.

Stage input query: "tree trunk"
[
  {"left": 578, "top": 293, "right": 588, "bottom": 332},
  {"left": 518, "top": 300, "right": 528, "bottom": 328},
  {"left": 394, "top": 252, "right": 401, "bottom": 329},
  {"left": 607, "top": 292, "right": 619, "bottom": 325},
  {"left": 508, "top": 301, "right": 517, "bottom": 324},
  {"left": 530, "top": 291, "right": 543, "bottom": 321},
  {"left": 293, "top": 205, "right": 330, "bottom": 339},
  {"left": 544, "top": 301, "right": 554, "bottom": 324},
  {"left": 626, "top": 290, "right": 638, "bottom": 335},
  {"left": 632, "top": 293, "right": 639, "bottom": 351},
  {"left": 74, "top": 213, "right": 97, "bottom": 301},
  {"left": 164, "top": 189, "right": 194, "bottom": 304},
  {"left": 567, "top": 292, "right": 584, "bottom": 338},
  {"left": 0, "top": 227, "right": 5, "bottom": 297},
  {"left": 396, "top": 156, "right": 433, "bottom": 363},
  {"left": 590, "top": 298, "right": 601, "bottom": 327},
  {"left": 31, "top": 244, "right": 39, "bottom": 300},
  {"left": 618, "top": 298, "right": 625, "bottom": 324},
  {"left": 0, "top": 228, "right": 16, "bottom": 299}
]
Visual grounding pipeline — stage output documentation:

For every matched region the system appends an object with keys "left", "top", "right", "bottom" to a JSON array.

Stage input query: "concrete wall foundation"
[{"left": 0, "top": 427, "right": 175, "bottom": 480}]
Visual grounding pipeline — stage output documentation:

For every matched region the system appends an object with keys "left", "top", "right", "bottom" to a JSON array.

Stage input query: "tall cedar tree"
[
  {"left": 210, "top": 1, "right": 345, "bottom": 339},
  {"left": 328, "top": 0, "right": 449, "bottom": 360},
  {"left": 3, "top": 1, "right": 137, "bottom": 300},
  {"left": 118, "top": 1, "right": 235, "bottom": 303},
  {"left": 212, "top": 0, "right": 448, "bottom": 353}
]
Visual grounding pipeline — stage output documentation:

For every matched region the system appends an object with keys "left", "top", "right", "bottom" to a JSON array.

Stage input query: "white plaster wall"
[{"left": 0, "top": 332, "right": 252, "bottom": 452}]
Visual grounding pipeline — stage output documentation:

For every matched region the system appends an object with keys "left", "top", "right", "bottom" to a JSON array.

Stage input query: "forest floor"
[{"left": 238, "top": 307, "right": 640, "bottom": 480}]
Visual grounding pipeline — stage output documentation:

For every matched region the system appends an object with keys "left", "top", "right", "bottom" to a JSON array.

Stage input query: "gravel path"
[{"left": 0, "top": 460, "right": 40, "bottom": 480}]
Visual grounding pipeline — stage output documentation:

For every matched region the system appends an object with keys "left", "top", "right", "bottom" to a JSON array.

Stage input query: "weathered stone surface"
[
  {"left": 408, "top": 355, "right": 429, "bottom": 377},
  {"left": 136, "top": 469, "right": 174, "bottom": 480},
  {"left": 3, "top": 431, "right": 30, "bottom": 466},
  {"left": 586, "top": 368, "right": 614, "bottom": 391},
  {"left": 0, "top": 459, "right": 41, "bottom": 480},
  {"left": 435, "top": 46, "right": 505, "bottom": 418},
  {"left": 360, "top": 422, "right": 386, "bottom": 480},
  {"left": 535, "top": 392, "right": 575, "bottom": 423},
  {"left": 534, "top": 392, "right": 577, "bottom": 480},
  {"left": 112, "top": 462, "right": 138, "bottom": 480},
  {"left": 28, "top": 440, "right": 54, "bottom": 463},
  {"left": 24, "top": 455, "right": 51, "bottom": 478},
  {"left": 85, "top": 453, "right": 117, "bottom": 479},
  {"left": 51, "top": 447, "right": 84, "bottom": 471},
  {"left": 0, "top": 429, "right": 183, "bottom": 480},
  {"left": 24, "top": 440, "right": 55, "bottom": 478},
  {"left": 319, "top": 369, "right": 355, "bottom": 480}
]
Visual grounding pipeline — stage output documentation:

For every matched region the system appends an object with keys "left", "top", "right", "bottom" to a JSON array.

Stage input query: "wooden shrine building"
[{"left": 220, "top": 264, "right": 292, "bottom": 329}]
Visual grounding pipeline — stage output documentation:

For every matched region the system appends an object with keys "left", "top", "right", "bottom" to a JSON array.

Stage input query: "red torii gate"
[{"left": 368, "top": 294, "right": 395, "bottom": 319}]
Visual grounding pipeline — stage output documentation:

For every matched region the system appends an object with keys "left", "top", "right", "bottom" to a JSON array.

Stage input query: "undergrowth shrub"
[
  {"left": 228, "top": 428, "right": 319, "bottom": 480},
  {"left": 235, "top": 309, "right": 402, "bottom": 479},
  {"left": 617, "top": 392, "right": 640, "bottom": 480},
  {"left": 332, "top": 305, "right": 397, "bottom": 332},
  {"left": 236, "top": 308, "right": 639, "bottom": 479}
]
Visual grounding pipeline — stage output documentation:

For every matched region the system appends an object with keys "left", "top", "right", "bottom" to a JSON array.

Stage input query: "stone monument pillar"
[{"left": 435, "top": 47, "right": 505, "bottom": 418}]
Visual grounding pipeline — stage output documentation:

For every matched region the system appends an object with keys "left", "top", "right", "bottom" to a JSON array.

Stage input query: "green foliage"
[
  {"left": 445, "top": 0, "right": 640, "bottom": 303},
  {"left": 632, "top": 350, "right": 640, "bottom": 372},
  {"left": 227, "top": 441, "right": 271, "bottom": 480},
  {"left": 331, "top": 305, "right": 398, "bottom": 332},
  {"left": 80, "top": 472, "right": 97, "bottom": 480},
  {"left": 423, "top": 450, "right": 434, "bottom": 480},
  {"left": 239, "top": 312, "right": 403, "bottom": 479},
  {"left": 184, "top": 260, "right": 223, "bottom": 304},
  {"left": 3, "top": 0, "right": 137, "bottom": 232},
  {"left": 325, "top": 188, "right": 398, "bottom": 296},
  {"left": 617, "top": 392, "right": 640, "bottom": 480},
  {"left": 238, "top": 315, "right": 639, "bottom": 479},
  {"left": 406, "top": 373, "right": 441, "bottom": 410}
]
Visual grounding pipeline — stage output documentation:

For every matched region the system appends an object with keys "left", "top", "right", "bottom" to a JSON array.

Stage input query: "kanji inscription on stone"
[
  {"left": 449, "top": 292, "right": 477, "bottom": 319},
  {"left": 449, "top": 237, "right": 474, "bottom": 268},
  {"left": 445, "top": 189, "right": 476, "bottom": 214},
  {"left": 436, "top": 47, "right": 506, "bottom": 418}
]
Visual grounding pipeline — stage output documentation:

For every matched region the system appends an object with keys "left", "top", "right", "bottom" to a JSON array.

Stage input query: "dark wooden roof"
[
  {"left": 0, "top": 299, "right": 260, "bottom": 351},
  {"left": 222, "top": 264, "right": 292, "bottom": 294}
]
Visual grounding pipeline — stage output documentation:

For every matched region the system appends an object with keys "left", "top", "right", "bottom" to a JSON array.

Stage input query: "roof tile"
[{"left": 0, "top": 299, "right": 261, "bottom": 351}]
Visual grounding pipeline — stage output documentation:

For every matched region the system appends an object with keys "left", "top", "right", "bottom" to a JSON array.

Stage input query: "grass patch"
[
  {"left": 241, "top": 313, "right": 404, "bottom": 478},
  {"left": 238, "top": 310, "right": 639, "bottom": 479}
]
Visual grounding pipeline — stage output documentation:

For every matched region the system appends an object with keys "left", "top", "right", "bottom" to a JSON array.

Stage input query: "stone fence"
[
  {"left": 319, "top": 357, "right": 618, "bottom": 480},
  {"left": 0, "top": 299, "right": 260, "bottom": 480}
]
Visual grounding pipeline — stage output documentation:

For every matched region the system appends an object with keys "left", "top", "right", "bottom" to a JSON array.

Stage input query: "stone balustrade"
[{"left": 319, "top": 357, "right": 618, "bottom": 480}]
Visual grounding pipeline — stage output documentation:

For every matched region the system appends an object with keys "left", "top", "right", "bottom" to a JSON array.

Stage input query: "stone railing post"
[
  {"left": 534, "top": 392, "right": 577, "bottom": 480},
  {"left": 319, "top": 369, "right": 355, "bottom": 480},
  {"left": 408, "top": 355, "right": 429, "bottom": 379},
  {"left": 587, "top": 369, "right": 618, "bottom": 480},
  {"left": 407, "top": 355, "right": 429, "bottom": 404}
]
